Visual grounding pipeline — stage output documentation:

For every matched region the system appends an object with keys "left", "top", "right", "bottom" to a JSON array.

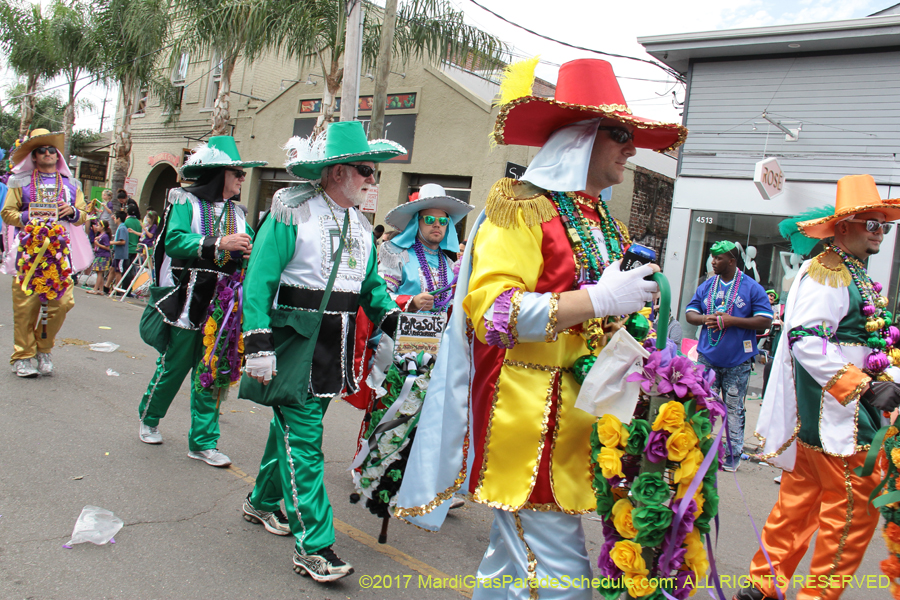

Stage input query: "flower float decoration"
[
  {"left": 16, "top": 220, "right": 72, "bottom": 338},
  {"left": 195, "top": 271, "right": 244, "bottom": 391},
  {"left": 351, "top": 351, "right": 434, "bottom": 522},
  {"left": 591, "top": 337, "right": 727, "bottom": 600}
]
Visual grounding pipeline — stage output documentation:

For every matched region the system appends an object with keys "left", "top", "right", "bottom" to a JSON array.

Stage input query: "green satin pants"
[
  {"left": 249, "top": 398, "right": 334, "bottom": 555},
  {"left": 138, "top": 326, "right": 222, "bottom": 452}
]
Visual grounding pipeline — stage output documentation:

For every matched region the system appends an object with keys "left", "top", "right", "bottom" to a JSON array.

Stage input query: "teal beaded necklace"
[{"left": 550, "top": 191, "right": 625, "bottom": 284}]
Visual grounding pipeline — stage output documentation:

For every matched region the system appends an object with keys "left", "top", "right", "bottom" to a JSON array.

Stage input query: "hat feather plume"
[
  {"left": 185, "top": 143, "right": 232, "bottom": 166},
  {"left": 283, "top": 131, "right": 327, "bottom": 166},
  {"left": 778, "top": 205, "right": 834, "bottom": 256},
  {"left": 496, "top": 56, "right": 539, "bottom": 107}
]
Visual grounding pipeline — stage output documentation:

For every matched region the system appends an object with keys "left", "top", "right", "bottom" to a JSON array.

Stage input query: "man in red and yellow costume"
[{"left": 394, "top": 58, "right": 687, "bottom": 599}]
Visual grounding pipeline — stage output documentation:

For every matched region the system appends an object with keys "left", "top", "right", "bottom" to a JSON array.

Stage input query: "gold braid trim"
[
  {"left": 485, "top": 178, "right": 557, "bottom": 229},
  {"left": 807, "top": 249, "right": 851, "bottom": 288},
  {"left": 514, "top": 512, "right": 540, "bottom": 600},
  {"left": 545, "top": 293, "right": 560, "bottom": 343},
  {"left": 616, "top": 218, "right": 632, "bottom": 245}
]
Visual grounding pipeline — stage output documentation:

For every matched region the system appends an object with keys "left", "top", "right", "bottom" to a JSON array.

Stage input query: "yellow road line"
[{"left": 226, "top": 463, "right": 472, "bottom": 598}]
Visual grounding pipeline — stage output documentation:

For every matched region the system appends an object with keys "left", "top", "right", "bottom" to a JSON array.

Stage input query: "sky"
[{"left": 0, "top": 0, "right": 887, "bottom": 134}]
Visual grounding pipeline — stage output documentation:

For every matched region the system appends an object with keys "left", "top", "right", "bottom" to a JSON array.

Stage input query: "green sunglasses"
[{"left": 420, "top": 215, "right": 450, "bottom": 226}]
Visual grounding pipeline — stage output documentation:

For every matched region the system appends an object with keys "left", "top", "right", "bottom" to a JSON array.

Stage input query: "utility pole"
[
  {"left": 369, "top": 0, "right": 397, "bottom": 140},
  {"left": 340, "top": 0, "right": 364, "bottom": 123},
  {"left": 98, "top": 90, "right": 109, "bottom": 134}
]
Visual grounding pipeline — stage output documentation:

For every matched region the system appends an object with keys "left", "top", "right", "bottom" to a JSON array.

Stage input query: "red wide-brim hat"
[{"left": 492, "top": 59, "right": 687, "bottom": 153}]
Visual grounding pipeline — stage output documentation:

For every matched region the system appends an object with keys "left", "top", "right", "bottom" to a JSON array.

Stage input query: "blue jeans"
[{"left": 698, "top": 355, "right": 752, "bottom": 461}]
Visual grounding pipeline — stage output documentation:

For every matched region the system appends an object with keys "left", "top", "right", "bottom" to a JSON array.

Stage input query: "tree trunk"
[
  {"left": 369, "top": 0, "right": 397, "bottom": 140},
  {"left": 111, "top": 75, "right": 136, "bottom": 194},
  {"left": 314, "top": 52, "right": 343, "bottom": 135},
  {"left": 63, "top": 73, "right": 77, "bottom": 159},
  {"left": 211, "top": 53, "right": 237, "bottom": 136},
  {"left": 19, "top": 72, "right": 39, "bottom": 138}
]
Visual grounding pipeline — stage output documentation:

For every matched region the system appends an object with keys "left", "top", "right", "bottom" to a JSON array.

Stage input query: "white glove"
[
  {"left": 586, "top": 260, "right": 657, "bottom": 318},
  {"left": 245, "top": 354, "right": 277, "bottom": 384}
]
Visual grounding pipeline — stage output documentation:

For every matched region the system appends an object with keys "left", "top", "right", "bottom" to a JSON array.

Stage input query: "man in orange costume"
[
  {"left": 394, "top": 58, "right": 687, "bottom": 599},
  {"left": 737, "top": 175, "right": 900, "bottom": 600}
]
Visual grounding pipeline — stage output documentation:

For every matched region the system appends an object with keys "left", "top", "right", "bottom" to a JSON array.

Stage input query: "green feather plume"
[{"left": 778, "top": 206, "right": 835, "bottom": 256}]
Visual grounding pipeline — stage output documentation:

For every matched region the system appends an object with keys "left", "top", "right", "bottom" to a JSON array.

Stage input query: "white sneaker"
[
  {"left": 292, "top": 547, "right": 354, "bottom": 582},
  {"left": 242, "top": 494, "right": 290, "bottom": 535},
  {"left": 36, "top": 352, "right": 53, "bottom": 376},
  {"left": 139, "top": 422, "right": 163, "bottom": 444},
  {"left": 14, "top": 359, "right": 39, "bottom": 378},
  {"left": 449, "top": 497, "right": 465, "bottom": 510},
  {"left": 188, "top": 448, "right": 232, "bottom": 467}
]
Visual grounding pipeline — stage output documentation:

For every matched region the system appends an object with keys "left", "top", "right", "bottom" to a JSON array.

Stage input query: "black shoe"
[
  {"left": 733, "top": 586, "right": 777, "bottom": 600},
  {"left": 293, "top": 546, "right": 354, "bottom": 582}
]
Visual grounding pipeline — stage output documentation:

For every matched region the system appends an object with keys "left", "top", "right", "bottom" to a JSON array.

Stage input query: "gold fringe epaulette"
[
  {"left": 485, "top": 178, "right": 557, "bottom": 228},
  {"left": 807, "top": 249, "right": 851, "bottom": 288},
  {"left": 616, "top": 219, "right": 632, "bottom": 245}
]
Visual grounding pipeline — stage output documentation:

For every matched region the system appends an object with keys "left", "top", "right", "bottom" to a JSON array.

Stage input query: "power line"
[{"left": 461, "top": 0, "right": 684, "bottom": 82}]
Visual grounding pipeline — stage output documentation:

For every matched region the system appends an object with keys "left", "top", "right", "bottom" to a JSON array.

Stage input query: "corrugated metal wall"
[{"left": 680, "top": 51, "right": 900, "bottom": 184}]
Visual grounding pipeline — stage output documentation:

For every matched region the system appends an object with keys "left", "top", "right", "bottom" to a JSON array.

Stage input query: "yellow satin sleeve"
[{"left": 463, "top": 209, "right": 545, "bottom": 344}]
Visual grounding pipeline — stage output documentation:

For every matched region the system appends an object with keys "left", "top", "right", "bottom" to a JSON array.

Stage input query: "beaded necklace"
[
  {"left": 30, "top": 170, "right": 63, "bottom": 207},
  {"left": 412, "top": 239, "right": 449, "bottom": 309},
  {"left": 705, "top": 270, "right": 743, "bottom": 346},
  {"left": 828, "top": 244, "right": 893, "bottom": 373},
  {"left": 549, "top": 191, "right": 625, "bottom": 284},
  {"left": 200, "top": 200, "right": 237, "bottom": 267}
]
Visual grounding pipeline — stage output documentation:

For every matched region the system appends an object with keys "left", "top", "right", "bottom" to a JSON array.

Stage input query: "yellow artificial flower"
[
  {"left": 609, "top": 540, "right": 646, "bottom": 574},
  {"left": 597, "top": 414, "right": 630, "bottom": 449},
  {"left": 652, "top": 401, "right": 686, "bottom": 433},
  {"left": 625, "top": 573, "right": 657, "bottom": 598},
  {"left": 204, "top": 319, "right": 217, "bottom": 336},
  {"left": 666, "top": 423, "right": 699, "bottom": 461},
  {"left": 892, "top": 448, "right": 900, "bottom": 470},
  {"left": 674, "top": 447, "right": 704, "bottom": 484},
  {"left": 46, "top": 291, "right": 57, "bottom": 300},
  {"left": 238, "top": 336, "right": 244, "bottom": 353},
  {"left": 597, "top": 446, "right": 625, "bottom": 479},
  {"left": 611, "top": 498, "right": 638, "bottom": 539}
]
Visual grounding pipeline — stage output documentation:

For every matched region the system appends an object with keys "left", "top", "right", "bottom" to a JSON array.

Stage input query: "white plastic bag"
[
  {"left": 90, "top": 342, "right": 119, "bottom": 353},
  {"left": 64, "top": 506, "right": 123, "bottom": 547},
  {"left": 574, "top": 328, "right": 650, "bottom": 422}
]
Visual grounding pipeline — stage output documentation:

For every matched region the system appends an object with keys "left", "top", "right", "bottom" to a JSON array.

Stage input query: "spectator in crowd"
[
  {"left": 88, "top": 219, "right": 111, "bottom": 295},
  {"left": 108, "top": 210, "right": 129, "bottom": 292}
]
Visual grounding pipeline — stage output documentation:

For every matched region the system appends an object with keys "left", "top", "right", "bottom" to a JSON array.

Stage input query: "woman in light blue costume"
[{"left": 349, "top": 183, "right": 472, "bottom": 523}]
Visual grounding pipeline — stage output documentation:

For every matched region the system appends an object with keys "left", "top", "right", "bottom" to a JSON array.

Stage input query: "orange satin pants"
[{"left": 748, "top": 443, "right": 880, "bottom": 600}]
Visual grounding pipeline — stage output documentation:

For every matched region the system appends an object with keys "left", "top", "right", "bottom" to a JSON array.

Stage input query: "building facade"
[{"left": 640, "top": 11, "right": 900, "bottom": 337}]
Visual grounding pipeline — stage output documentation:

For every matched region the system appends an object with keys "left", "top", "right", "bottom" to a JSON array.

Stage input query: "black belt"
[{"left": 276, "top": 286, "right": 360, "bottom": 313}]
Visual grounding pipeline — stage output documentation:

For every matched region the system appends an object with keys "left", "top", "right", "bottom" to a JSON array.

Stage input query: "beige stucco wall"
[{"left": 121, "top": 50, "right": 542, "bottom": 238}]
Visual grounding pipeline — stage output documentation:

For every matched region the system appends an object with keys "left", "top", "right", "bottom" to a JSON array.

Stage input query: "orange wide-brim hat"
[
  {"left": 491, "top": 59, "right": 687, "bottom": 152},
  {"left": 798, "top": 174, "right": 900, "bottom": 239}
]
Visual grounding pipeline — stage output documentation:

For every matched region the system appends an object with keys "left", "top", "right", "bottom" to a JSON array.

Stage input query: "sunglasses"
[
  {"left": 225, "top": 168, "right": 246, "bottom": 179},
  {"left": 34, "top": 146, "right": 58, "bottom": 156},
  {"left": 343, "top": 163, "right": 376, "bottom": 178},
  {"left": 420, "top": 215, "right": 450, "bottom": 226},
  {"left": 597, "top": 126, "right": 634, "bottom": 144},
  {"left": 846, "top": 218, "right": 893, "bottom": 234}
]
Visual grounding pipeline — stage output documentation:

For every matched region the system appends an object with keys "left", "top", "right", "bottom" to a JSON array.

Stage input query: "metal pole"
[{"left": 340, "top": 0, "right": 363, "bottom": 123}]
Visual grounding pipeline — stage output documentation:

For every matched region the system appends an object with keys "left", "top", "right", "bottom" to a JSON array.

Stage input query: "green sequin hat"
[
  {"left": 710, "top": 240, "right": 737, "bottom": 256},
  {"left": 284, "top": 121, "right": 406, "bottom": 181},
  {"left": 180, "top": 136, "right": 267, "bottom": 180}
]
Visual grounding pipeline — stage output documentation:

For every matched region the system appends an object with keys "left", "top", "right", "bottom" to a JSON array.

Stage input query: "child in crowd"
[
  {"left": 107, "top": 211, "right": 129, "bottom": 292},
  {"left": 88, "top": 220, "right": 111, "bottom": 295},
  {"left": 140, "top": 210, "right": 159, "bottom": 249}
]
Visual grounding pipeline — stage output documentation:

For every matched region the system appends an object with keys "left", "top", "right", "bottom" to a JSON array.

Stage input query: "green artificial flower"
[
  {"left": 595, "top": 577, "right": 624, "bottom": 600},
  {"left": 632, "top": 504, "right": 673, "bottom": 546},
  {"left": 379, "top": 490, "right": 391, "bottom": 504},
  {"left": 594, "top": 474, "right": 616, "bottom": 517},
  {"left": 691, "top": 410, "right": 712, "bottom": 439},
  {"left": 625, "top": 419, "right": 651, "bottom": 456},
  {"left": 632, "top": 472, "right": 670, "bottom": 506},
  {"left": 388, "top": 469, "right": 402, "bottom": 481}
]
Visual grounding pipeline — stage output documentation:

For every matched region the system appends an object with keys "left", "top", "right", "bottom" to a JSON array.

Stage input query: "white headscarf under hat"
[{"left": 521, "top": 118, "right": 600, "bottom": 192}]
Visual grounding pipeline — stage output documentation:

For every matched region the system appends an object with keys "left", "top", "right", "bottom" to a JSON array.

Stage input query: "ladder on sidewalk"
[{"left": 109, "top": 248, "right": 152, "bottom": 301}]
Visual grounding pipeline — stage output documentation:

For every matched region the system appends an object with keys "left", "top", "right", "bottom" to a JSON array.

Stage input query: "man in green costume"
[
  {"left": 239, "top": 121, "right": 402, "bottom": 582},
  {"left": 138, "top": 136, "right": 266, "bottom": 468}
]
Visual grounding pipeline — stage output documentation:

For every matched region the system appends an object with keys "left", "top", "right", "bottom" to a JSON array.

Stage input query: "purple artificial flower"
[
  {"left": 597, "top": 538, "right": 623, "bottom": 579},
  {"left": 701, "top": 396, "right": 727, "bottom": 422},
  {"left": 220, "top": 286, "right": 235, "bottom": 304},
  {"left": 608, "top": 475, "right": 624, "bottom": 487},
  {"left": 673, "top": 498, "right": 698, "bottom": 541},
  {"left": 657, "top": 356, "right": 702, "bottom": 398},
  {"left": 658, "top": 541, "right": 688, "bottom": 576},
  {"left": 673, "top": 569, "right": 694, "bottom": 600},
  {"left": 627, "top": 346, "right": 676, "bottom": 394},
  {"left": 645, "top": 429, "right": 670, "bottom": 463},
  {"left": 199, "top": 371, "right": 214, "bottom": 388},
  {"left": 601, "top": 515, "right": 617, "bottom": 540}
]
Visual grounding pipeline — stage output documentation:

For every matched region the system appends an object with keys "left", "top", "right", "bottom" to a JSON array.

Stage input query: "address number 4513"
[{"left": 696, "top": 216, "right": 714, "bottom": 225}]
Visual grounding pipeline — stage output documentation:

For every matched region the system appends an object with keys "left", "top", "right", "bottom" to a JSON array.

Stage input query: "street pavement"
[{"left": 0, "top": 275, "right": 886, "bottom": 599}]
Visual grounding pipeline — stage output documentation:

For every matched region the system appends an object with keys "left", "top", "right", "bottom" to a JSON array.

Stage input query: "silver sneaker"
[
  {"left": 139, "top": 422, "right": 162, "bottom": 444},
  {"left": 36, "top": 352, "right": 53, "bottom": 375},
  {"left": 292, "top": 546, "right": 354, "bottom": 582},
  {"left": 242, "top": 494, "right": 290, "bottom": 535},
  {"left": 449, "top": 496, "right": 465, "bottom": 510},
  {"left": 13, "top": 359, "right": 39, "bottom": 378},
  {"left": 187, "top": 448, "right": 232, "bottom": 467}
]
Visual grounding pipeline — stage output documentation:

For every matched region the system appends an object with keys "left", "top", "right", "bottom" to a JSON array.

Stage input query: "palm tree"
[
  {"left": 171, "top": 0, "right": 283, "bottom": 135},
  {"left": 49, "top": 0, "right": 103, "bottom": 158},
  {"left": 96, "top": 0, "right": 173, "bottom": 192},
  {"left": 0, "top": 1, "right": 60, "bottom": 138},
  {"left": 271, "top": 0, "right": 506, "bottom": 133}
]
